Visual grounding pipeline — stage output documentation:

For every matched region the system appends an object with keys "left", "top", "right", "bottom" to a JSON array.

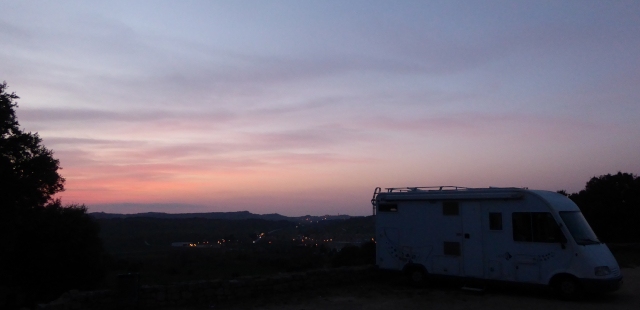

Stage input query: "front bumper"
[{"left": 579, "top": 276, "right": 623, "bottom": 293}]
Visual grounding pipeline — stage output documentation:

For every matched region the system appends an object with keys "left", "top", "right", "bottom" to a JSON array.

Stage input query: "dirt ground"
[{"left": 197, "top": 267, "right": 639, "bottom": 310}]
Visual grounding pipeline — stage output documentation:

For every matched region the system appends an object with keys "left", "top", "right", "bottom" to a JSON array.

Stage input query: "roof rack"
[
  {"left": 384, "top": 186, "right": 468, "bottom": 193},
  {"left": 371, "top": 186, "right": 466, "bottom": 215},
  {"left": 371, "top": 186, "right": 527, "bottom": 215}
]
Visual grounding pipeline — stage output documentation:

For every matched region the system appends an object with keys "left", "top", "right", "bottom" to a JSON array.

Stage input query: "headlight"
[{"left": 595, "top": 266, "right": 611, "bottom": 276}]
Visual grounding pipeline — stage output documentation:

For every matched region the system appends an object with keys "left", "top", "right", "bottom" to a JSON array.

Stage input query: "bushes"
[
  {"left": 567, "top": 172, "right": 640, "bottom": 242},
  {"left": 2, "top": 203, "right": 107, "bottom": 307},
  {"left": 332, "top": 242, "right": 376, "bottom": 267}
]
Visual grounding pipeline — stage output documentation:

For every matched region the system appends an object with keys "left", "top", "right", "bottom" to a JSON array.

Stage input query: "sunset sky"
[{"left": 2, "top": 1, "right": 639, "bottom": 216}]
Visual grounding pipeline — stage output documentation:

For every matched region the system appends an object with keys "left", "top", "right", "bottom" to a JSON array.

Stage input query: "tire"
[
  {"left": 407, "top": 268, "right": 428, "bottom": 286},
  {"left": 553, "top": 276, "right": 583, "bottom": 300}
]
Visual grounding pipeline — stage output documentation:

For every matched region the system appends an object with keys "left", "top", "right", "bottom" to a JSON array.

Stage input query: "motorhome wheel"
[
  {"left": 554, "top": 276, "right": 583, "bottom": 299},
  {"left": 408, "top": 269, "right": 427, "bottom": 286}
]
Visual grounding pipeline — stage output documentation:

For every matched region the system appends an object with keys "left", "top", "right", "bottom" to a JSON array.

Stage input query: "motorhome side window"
[
  {"left": 442, "top": 201, "right": 459, "bottom": 215},
  {"left": 512, "top": 212, "right": 564, "bottom": 243},
  {"left": 489, "top": 213, "right": 502, "bottom": 230},
  {"left": 379, "top": 203, "right": 398, "bottom": 212},
  {"left": 443, "top": 241, "right": 461, "bottom": 256}
]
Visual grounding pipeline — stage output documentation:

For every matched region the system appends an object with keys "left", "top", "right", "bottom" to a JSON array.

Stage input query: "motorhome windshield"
[{"left": 559, "top": 211, "right": 600, "bottom": 245}]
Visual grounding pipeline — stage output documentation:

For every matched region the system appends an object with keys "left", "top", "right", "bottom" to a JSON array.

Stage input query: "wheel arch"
[
  {"left": 548, "top": 272, "right": 579, "bottom": 287},
  {"left": 402, "top": 263, "right": 429, "bottom": 275}
]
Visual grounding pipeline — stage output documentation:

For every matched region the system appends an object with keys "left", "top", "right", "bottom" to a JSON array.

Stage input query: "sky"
[{"left": 1, "top": 1, "right": 639, "bottom": 216}]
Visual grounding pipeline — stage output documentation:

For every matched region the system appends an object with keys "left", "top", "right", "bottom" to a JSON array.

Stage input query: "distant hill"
[{"left": 89, "top": 210, "right": 352, "bottom": 222}]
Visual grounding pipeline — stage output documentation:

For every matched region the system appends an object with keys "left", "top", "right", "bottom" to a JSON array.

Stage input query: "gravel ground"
[{"left": 169, "top": 267, "right": 638, "bottom": 310}]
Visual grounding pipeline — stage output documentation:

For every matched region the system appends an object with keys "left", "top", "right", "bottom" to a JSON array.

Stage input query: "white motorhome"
[{"left": 371, "top": 186, "right": 622, "bottom": 297}]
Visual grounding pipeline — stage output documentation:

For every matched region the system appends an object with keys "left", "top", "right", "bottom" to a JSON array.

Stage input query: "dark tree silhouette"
[
  {"left": 0, "top": 82, "right": 106, "bottom": 308},
  {"left": 0, "top": 82, "right": 64, "bottom": 210},
  {"left": 568, "top": 172, "right": 640, "bottom": 242}
]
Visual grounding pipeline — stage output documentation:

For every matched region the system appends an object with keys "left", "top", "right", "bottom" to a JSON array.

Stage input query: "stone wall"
[{"left": 38, "top": 266, "right": 377, "bottom": 310}]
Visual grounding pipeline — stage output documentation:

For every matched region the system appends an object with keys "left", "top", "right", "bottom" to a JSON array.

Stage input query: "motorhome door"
[{"left": 461, "top": 201, "right": 484, "bottom": 278}]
